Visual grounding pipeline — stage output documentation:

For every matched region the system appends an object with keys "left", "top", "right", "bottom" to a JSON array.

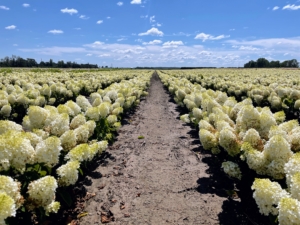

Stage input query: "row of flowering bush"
[
  {"left": 161, "top": 69, "right": 300, "bottom": 118},
  {"left": 158, "top": 70, "right": 300, "bottom": 225},
  {"left": 0, "top": 70, "right": 138, "bottom": 122},
  {"left": 0, "top": 70, "right": 152, "bottom": 224}
]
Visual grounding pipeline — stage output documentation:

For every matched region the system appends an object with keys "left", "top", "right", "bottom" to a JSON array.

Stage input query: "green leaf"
[
  {"left": 78, "top": 168, "right": 84, "bottom": 176},
  {"left": 38, "top": 170, "right": 47, "bottom": 177},
  {"left": 138, "top": 135, "right": 144, "bottom": 139}
]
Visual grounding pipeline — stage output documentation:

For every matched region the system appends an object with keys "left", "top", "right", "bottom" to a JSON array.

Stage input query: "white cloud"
[
  {"left": 61, "top": 8, "right": 78, "bottom": 15},
  {"left": 273, "top": 6, "right": 279, "bottom": 10},
  {"left": 74, "top": 27, "right": 81, "bottom": 30},
  {"left": 97, "top": 20, "right": 103, "bottom": 24},
  {"left": 138, "top": 27, "right": 164, "bottom": 36},
  {"left": 117, "top": 2, "right": 123, "bottom": 6},
  {"left": 107, "top": 16, "right": 111, "bottom": 19},
  {"left": 229, "top": 28, "right": 235, "bottom": 31},
  {"left": 13, "top": 44, "right": 18, "bottom": 46},
  {"left": 131, "top": 0, "right": 142, "bottom": 4},
  {"left": 162, "top": 41, "right": 184, "bottom": 48},
  {"left": 141, "top": 15, "right": 148, "bottom": 18},
  {"left": 283, "top": 4, "right": 300, "bottom": 10},
  {"left": 195, "top": 32, "right": 230, "bottom": 42},
  {"left": 86, "top": 54, "right": 93, "bottom": 56},
  {"left": 117, "top": 38, "right": 127, "bottom": 41},
  {"left": 150, "top": 16, "right": 155, "bottom": 23},
  {"left": 0, "top": 5, "right": 9, "bottom": 10},
  {"left": 5, "top": 25, "right": 16, "bottom": 30},
  {"left": 98, "top": 54, "right": 111, "bottom": 57},
  {"left": 79, "top": 15, "right": 89, "bottom": 20},
  {"left": 156, "top": 23, "right": 162, "bottom": 27},
  {"left": 237, "top": 46, "right": 260, "bottom": 51},
  {"left": 48, "top": 29, "right": 64, "bottom": 34},
  {"left": 142, "top": 40, "right": 162, "bottom": 45},
  {"left": 23, "top": 3, "right": 30, "bottom": 7}
]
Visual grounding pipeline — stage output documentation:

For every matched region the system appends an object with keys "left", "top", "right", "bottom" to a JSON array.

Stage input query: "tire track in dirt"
[{"left": 78, "top": 73, "right": 254, "bottom": 225}]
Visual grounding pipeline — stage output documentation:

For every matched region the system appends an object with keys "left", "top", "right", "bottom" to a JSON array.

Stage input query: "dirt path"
[{"left": 78, "top": 73, "right": 261, "bottom": 225}]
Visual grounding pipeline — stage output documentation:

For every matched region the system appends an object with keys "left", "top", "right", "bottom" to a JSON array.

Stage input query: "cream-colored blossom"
[{"left": 27, "top": 176, "right": 57, "bottom": 210}]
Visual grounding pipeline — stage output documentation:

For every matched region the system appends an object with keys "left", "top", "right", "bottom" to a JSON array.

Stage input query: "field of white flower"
[
  {"left": 158, "top": 69, "right": 300, "bottom": 225},
  {"left": 0, "top": 69, "right": 152, "bottom": 224}
]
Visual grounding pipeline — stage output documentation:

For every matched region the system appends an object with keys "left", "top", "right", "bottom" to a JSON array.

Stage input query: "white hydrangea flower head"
[
  {"left": 279, "top": 120, "right": 299, "bottom": 133},
  {"left": 221, "top": 161, "right": 242, "bottom": 180},
  {"left": 219, "top": 128, "right": 240, "bottom": 157},
  {"left": 259, "top": 108, "right": 277, "bottom": 139},
  {"left": 32, "top": 129, "right": 49, "bottom": 140},
  {"left": 107, "top": 115, "right": 118, "bottom": 125},
  {"left": 199, "top": 120, "right": 215, "bottom": 133},
  {"left": 278, "top": 197, "right": 300, "bottom": 225},
  {"left": 243, "top": 128, "right": 264, "bottom": 151},
  {"left": 0, "top": 192, "right": 16, "bottom": 224},
  {"left": 0, "top": 120, "right": 22, "bottom": 135},
  {"left": 111, "top": 102, "right": 120, "bottom": 110},
  {"left": 48, "top": 113, "right": 70, "bottom": 137},
  {"left": 27, "top": 176, "right": 58, "bottom": 210},
  {"left": 57, "top": 161, "right": 80, "bottom": 186},
  {"left": 65, "top": 143, "right": 90, "bottom": 162},
  {"left": 98, "top": 102, "right": 111, "bottom": 118},
  {"left": 268, "top": 126, "right": 288, "bottom": 141},
  {"left": 1, "top": 131, "right": 35, "bottom": 173},
  {"left": 264, "top": 135, "right": 292, "bottom": 162},
  {"left": 85, "top": 107, "right": 100, "bottom": 121},
  {"left": 85, "top": 120, "right": 96, "bottom": 137},
  {"left": 23, "top": 132, "right": 42, "bottom": 148},
  {"left": 290, "top": 172, "right": 300, "bottom": 201},
  {"left": 236, "top": 105, "right": 260, "bottom": 134},
  {"left": 74, "top": 124, "right": 90, "bottom": 144},
  {"left": 92, "top": 97, "right": 102, "bottom": 107},
  {"left": 112, "top": 107, "right": 123, "bottom": 116},
  {"left": 288, "top": 128, "right": 300, "bottom": 152},
  {"left": 115, "top": 97, "right": 125, "bottom": 107},
  {"left": 284, "top": 153, "right": 300, "bottom": 188},
  {"left": 294, "top": 99, "right": 300, "bottom": 110},
  {"left": 241, "top": 143, "right": 266, "bottom": 175},
  {"left": 48, "top": 98, "right": 56, "bottom": 105},
  {"left": 45, "top": 201, "right": 60, "bottom": 216},
  {"left": 183, "top": 99, "right": 197, "bottom": 111},
  {"left": 57, "top": 105, "right": 73, "bottom": 116},
  {"left": 229, "top": 98, "right": 252, "bottom": 121},
  {"left": 252, "top": 178, "right": 290, "bottom": 216},
  {"left": 60, "top": 130, "right": 77, "bottom": 151},
  {"left": 0, "top": 105, "right": 12, "bottom": 118},
  {"left": 65, "top": 101, "right": 81, "bottom": 116},
  {"left": 90, "top": 93, "right": 102, "bottom": 104},
  {"left": 192, "top": 108, "right": 202, "bottom": 121},
  {"left": 103, "top": 96, "right": 111, "bottom": 103},
  {"left": 194, "top": 93, "right": 202, "bottom": 107},
  {"left": 180, "top": 114, "right": 190, "bottom": 123},
  {"left": 106, "top": 90, "right": 118, "bottom": 101},
  {"left": 76, "top": 95, "right": 91, "bottom": 112},
  {"left": 35, "top": 136, "right": 62, "bottom": 167},
  {"left": 199, "top": 129, "right": 219, "bottom": 154},
  {"left": 0, "top": 176, "right": 23, "bottom": 208},
  {"left": 70, "top": 114, "right": 86, "bottom": 130}
]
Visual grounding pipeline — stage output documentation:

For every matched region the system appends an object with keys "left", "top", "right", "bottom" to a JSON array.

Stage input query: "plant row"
[
  {"left": 0, "top": 71, "right": 152, "bottom": 224},
  {"left": 158, "top": 70, "right": 300, "bottom": 225},
  {"left": 160, "top": 69, "right": 300, "bottom": 120}
]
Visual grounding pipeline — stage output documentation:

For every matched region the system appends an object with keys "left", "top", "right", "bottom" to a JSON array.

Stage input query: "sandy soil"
[{"left": 76, "top": 73, "right": 269, "bottom": 225}]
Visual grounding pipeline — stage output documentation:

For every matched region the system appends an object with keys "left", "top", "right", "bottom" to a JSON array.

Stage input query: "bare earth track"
[{"left": 77, "top": 73, "right": 268, "bottom": 225}]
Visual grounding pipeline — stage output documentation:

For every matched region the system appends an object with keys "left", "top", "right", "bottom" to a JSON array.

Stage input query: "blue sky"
[{"left": 1, "top": 0, "right": 300, "bottom": 67}]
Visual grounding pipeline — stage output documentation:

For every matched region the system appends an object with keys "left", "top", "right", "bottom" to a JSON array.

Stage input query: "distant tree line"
[
  {"left": 244, "top": 58, "right": 299, "bottom": 68},
  {"left": 0, "top": 55, "right": 98, "bottom": 68}
]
